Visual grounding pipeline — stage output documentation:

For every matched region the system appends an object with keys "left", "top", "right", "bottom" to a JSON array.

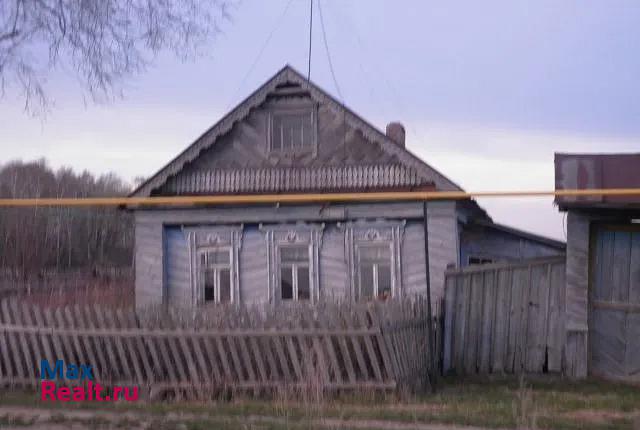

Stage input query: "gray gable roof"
[{"left": 131, "top": 65, "right": 464, "bottom": 197}]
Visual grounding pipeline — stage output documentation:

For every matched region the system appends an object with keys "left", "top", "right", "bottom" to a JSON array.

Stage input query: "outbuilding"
[{"left": 556, "top": 152, "right": 640, "bottom": 381}]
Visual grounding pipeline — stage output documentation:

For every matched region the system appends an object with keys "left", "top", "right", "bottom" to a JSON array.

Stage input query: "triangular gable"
[{"left": 131, "top": 65, "right": 463, "bottom": 197}]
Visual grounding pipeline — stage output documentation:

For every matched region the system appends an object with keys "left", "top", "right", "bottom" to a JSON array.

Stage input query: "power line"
[
  {"left": 227, "top": 0, "right": 295, "bottom": 110},
  {"left": 307, "top": 0, "right": 313, "bottom": 80},
  {"left": 327, "top": 3, "right": 423, "bottom": 140},
  {"left": 317, "top": 0, "right": 343, "bottom": 101}
]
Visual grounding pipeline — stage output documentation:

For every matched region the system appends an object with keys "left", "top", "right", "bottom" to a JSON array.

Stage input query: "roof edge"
[
  {"left": 131, "top": 64, "right": 463, "bottom": 198},
  {"left": 474, "top": 219, "right": 566, "bottom": 250}
]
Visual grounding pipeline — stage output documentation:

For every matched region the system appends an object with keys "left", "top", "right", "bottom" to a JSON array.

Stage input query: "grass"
[{"left": 0, "top": 376, "right": 638, "bottom": 429}]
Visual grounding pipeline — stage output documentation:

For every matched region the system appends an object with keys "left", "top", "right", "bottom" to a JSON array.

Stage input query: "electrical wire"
[
  {"left": 307, "top": 0, "right": 313, "bottom": 80},
  {"left": 316, "top": 0, "right": 347, "bottom": 162},
  {"left": 327, "top": 2, "right": 424, "bottom": 141},
  {"left": 226, "top": 0, "right": 295, "bottom": 110},
  {"left": 317, "top": 0, "right": 344, "bottom": 101}
]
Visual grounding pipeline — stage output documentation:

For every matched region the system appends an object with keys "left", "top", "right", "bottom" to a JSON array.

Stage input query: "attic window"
[{"left": 270, "top": 110, "right": 314, "bottom": 151}]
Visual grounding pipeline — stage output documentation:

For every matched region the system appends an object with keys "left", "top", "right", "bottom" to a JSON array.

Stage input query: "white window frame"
[
  {"left": 345, "top": 221, "right": 405, "bottom": 301},
  {"left": 197, "top": 247, "right": 233, "bottom": 304},
  {"left": 268, "top": 106, "right": 317, "bottom": 154},
  {"left": 277, "top": 243, "right": 311, "bottom": 301},
  {"left": 260, "top": 223, "right": 324, "bottom": 303},
  {"left": 185, "top": 225, "right": 243, "bottom": 306},
  {"left": 355, "top": 242, "right": 393, "bottom": 301}
]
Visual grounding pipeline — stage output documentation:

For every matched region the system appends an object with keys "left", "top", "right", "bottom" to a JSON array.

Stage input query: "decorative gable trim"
[
  {"left": 160, "top": 164, "right": 432, "bottom": 195},
  {"left": 131, "top": 65, "right": 462, "bottom": 198}
]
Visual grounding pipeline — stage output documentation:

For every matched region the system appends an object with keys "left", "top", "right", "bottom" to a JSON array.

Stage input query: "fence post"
[{"left": 423, "top": 201, "right": 437, "bottom": 391}]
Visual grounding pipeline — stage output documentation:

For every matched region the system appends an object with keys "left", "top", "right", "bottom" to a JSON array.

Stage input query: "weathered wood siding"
[
  {"left": 402, "top": 214, "right": 459, "bottom": 302},
  {"left": 169, "top": 99, "right": 400, "bottom": 174},
  {"left": 239, "top": 225, "right": 269, "bottom": 305},
  {"left": 589, "top": 225, "right": 640, "bottom": 382},
  {"left": 443, "top": 257, "right": 566, "bottom": 375},
  {"left": 164, "top": 227, "right": 191, "bottom": 306},
  {"left": 134, "top": 213, "right": 163, "bottom": 308},
  {"left": 460, "top": 226, "right": 563, "bottom": 265},
  {"left": 564, "top": 211, "right": 589, "bottom": 378},
  {"left": 134, "top": 201, "right": 460, "bottom": 308},
  {"left": 320, "top": 224, "right": 349, "bottom": 300},
  {"left": 426, "top": 202, "right": 460, "bottom": 302},
  {"left": 402, "top": 222, "right": 427, "bottom": 297}
]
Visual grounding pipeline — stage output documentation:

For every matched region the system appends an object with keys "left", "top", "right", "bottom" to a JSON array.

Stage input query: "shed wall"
[{"left": 460, "top": 226, "right": 564, "bottom": 266}]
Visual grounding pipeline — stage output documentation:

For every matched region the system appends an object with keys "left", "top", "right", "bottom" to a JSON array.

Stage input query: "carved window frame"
[
  {"left": 184, "top": 225, "right": 243, "bottom": 306},
  {"left": 267, "top": 103, "right": 318, "bottom": 156},
  {"left": 344, "top": 221, "right": 405, "bottom": 301},
  {"left": 260, "top": 223, "right": 324, "bottom": 304}
]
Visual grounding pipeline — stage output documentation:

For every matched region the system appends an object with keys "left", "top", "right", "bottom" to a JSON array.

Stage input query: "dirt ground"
[{"left": 0, "top": 405, "right": 491, "bottom": 430}]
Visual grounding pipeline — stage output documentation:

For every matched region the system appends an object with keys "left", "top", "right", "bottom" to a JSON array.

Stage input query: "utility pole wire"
[
  {"left": 318, "top": 0, "right": 344, "bottom": 101},
  {"left": 316, "top": 0, "right": 347, "bottom": 162},
  {"left": 227, "top": 0, "right": 295, "bottom": 110},
  {"left": 307, "top": 0, "right": 314, "bottom": 80}
]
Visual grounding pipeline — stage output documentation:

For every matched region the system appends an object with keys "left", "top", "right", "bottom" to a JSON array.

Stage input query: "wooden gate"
[
  {"left": 443, "top": 257, "right": 566, "bottom": 375},
  {"left": 590, "top": 225, "right": 640, "bottom": 382}
]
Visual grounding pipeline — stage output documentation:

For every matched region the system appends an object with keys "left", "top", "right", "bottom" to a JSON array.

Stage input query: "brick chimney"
[{"left": 386, "top": 122, "right": 405, "bottom": 147}]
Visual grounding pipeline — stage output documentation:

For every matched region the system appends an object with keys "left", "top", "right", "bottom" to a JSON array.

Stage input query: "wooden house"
[
  {"left": 556, "top": 153, "right": 640, "bottom": 381},
  {"left": 129, "top": 65, "right": 564, "bottom": 309}
]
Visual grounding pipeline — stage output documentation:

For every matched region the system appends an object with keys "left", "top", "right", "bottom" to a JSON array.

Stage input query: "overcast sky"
[{"left": 2, "top": 0, "right": 640, "bottom": 240}]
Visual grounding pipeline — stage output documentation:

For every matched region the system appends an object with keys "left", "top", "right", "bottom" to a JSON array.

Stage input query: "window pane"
[
  {"left": 359, "top": 245, "right": 390, "bottom": 262},
  {"left": 272, "top": 119, "right": 283, "bottom": 150},
  {"left": 281, "top": 267, "right": 294, "bottom": 300},
  {"left": 377, "top": 264, "right": 392, "bottom": 300},
  {"left": 219, "top": 268, "right": 231, "bottom": 303},
  {"left": 282, "top": 119, "right": 294, "bottom": 149},
  {"left": 297, "top": 266, "right": 310, "bottom": 300},
  {"left": 271, "top": 112, "right": 313, "bottom": 150},
  {"left": 207, "top": 249, "right": 230, "bottom": 265},
  {"left": 302, "top": 114, "right": 312, "bottom": 146},
  {"left": 280, "top": 245, "right": 308, "bottom": 263},
  {"left": 204, "top": 269, "right": 215, "bottom": 302},
  {"left": 359, "top": 263, "right": 374, "bottom": 300}
]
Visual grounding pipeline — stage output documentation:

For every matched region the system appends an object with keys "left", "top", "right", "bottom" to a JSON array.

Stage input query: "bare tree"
[
  {"left": 0, "top": 159, "right": 134, "bottom": 280},
  {"left": 0, "top": 0, "right": 235, "bottom": 114}
]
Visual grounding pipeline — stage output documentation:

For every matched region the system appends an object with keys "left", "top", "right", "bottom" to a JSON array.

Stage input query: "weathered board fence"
[
  {"left": 443, "top": 257, "right": 566, "bottom": 375},
  {"left": 0, "top": 299, "right": 436, "bottom": 396}
]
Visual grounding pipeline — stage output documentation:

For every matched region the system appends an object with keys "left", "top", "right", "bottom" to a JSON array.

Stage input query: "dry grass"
[
  {"left": 13, "top": 275, "right": 133, "bottom": 309},
  {"left": 1, "top": 376, "right": 639, "bottom": 429}
]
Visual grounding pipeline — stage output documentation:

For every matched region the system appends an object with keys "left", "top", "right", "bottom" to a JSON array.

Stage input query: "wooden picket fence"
[
  {"left": 442, "top": 257, "right": 566, "bottom": 375},
  {"left": 0, "top": 299, "right": 436, "bottom": 396}
]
